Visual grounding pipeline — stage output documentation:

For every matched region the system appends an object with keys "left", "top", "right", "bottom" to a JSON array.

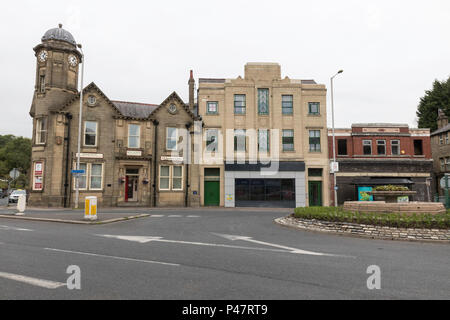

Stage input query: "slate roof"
[
  {"left": 42, "top": 25, "right": 76, "bottom": 46},
  {"left": 431, "top": 124, "right": 450, "bottom": 136},
  {"left": 112, "top": 101, "right": 159, "bottom": 119}
]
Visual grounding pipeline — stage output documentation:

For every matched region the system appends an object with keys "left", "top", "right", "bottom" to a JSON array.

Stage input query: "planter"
[{"left": 368, "top": 191, "right": 417, "bottom": 203}]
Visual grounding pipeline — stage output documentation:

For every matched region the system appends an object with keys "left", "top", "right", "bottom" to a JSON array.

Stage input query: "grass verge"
[{"left": 293, "top": 207, "right": 450, "bottom": 229}]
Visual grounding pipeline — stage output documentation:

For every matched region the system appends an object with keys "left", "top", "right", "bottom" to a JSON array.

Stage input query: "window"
[
  {"left": 446, "top": 158, "right": 450, "bottom": 171},
  {"left": 234, "top": 95, "right": 246, "bottom": 114},
  {"left": 36, "top": 118, "right": 47, "bottom": 145},
  {"left": 309, "top": 102, "right": 320, "bottom": 115},
  {"left": 90, "top": 164, "right": 103, "bottom": 190},
  {"left": 309, "top": 130, "right": 321, "bottom": 152},
  {"left": 84, "top": 121, "right": 97, "bottom": 146},
  {"left": 73, "top": 163, "right": 88, "bottom": 190},
  {"left": 159, "top": 165, "right": 183, "bottom": 191},
  {"left": 172, "top": 166, "right": 183, "bottom": 190},
  {"left": 258, "top": 129, "right": 270, "bottom": 152},
  {"left": 447, "top": 133, "right": 449, "bottom": 144},
  {"left": 39, "top": 75, "right": 45, "bottom": 93},
  {"left": 440, "top": 158, "right": 445, "bottom": 171},
  {"left": 258, "top": 89, "right": 269, "bottom": 115},
  {"left": 414, "top": 139, "right": 423, "bottom": 155},
  {"left": 363, "top": 140, "right": 372, "bottom": 155},
  {"left": 337, "top": 139, "right": 347, "bottom": 155},
  {"left": 207, "top": 102, "right": 218, "bottom": 114},
  {"left": 128, "top": 124, "right": 140, "bottom": 148},
  {"left": 234, "top": 129, "right": 246, "bottom": 152},
  {"left": 391, "top": 140, "right": 400, "bottom": 155},
  {"left": 166, "top": 127, "right": 178, "bottom": 151},
  {"left": 308, "top": 168, "right": 323, "bottom": 177},
  {"left": 439, "top": 135, "right": 444, "bottom": 145},
  {"left": 377, "top": 140, "right": 386, "bottom": 155},
  {"left": 159, "top": 166, "right": 170, "bottom": 190},
  {"left": 282, "top": 95, "right": 293, "bottom": 115},
  {"left": 282, "top": 130, "right": 294, "bottom": 151},
  {"left": 206, "top": 129, "right": 219, "bottom": 152},
  {"left": 87, "top": 95, "right": 97, "bottom": 106}
]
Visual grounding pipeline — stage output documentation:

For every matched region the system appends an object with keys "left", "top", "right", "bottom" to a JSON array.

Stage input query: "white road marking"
[
  {"left": 44, "top": 248, "right": 180, "bottom": 267},
  {"left": 150, "top": 215, "right": 165, "bottom": 218},
  {"left": 96, "top": 234, "right": 331, "bottom": 256},
  {"left": 168, "top": 215, "right": 182, "bottom": 218},
  {"left": 213, "top": 233, "right": 337, "bottom": 257},
  {"left": 0, "top": 271, "right": 65, "bottom": 289},
  {"left": 0, "top": 225, "right": 33, "bottom": 232},
  {"left": 187, "top": 215, "right": 201, "bottom": 218}
]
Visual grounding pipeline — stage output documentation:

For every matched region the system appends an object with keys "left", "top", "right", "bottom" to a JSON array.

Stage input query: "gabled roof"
[
  {"left": 431, "top": 123, "right": 450, "bottom": 136},
  {"left": 112, "top": 101, "right": 158, "bottom": 119},
  {"left": 151, "top": 91, "right": 199, "bottom": 121},
  {"left": 56, "top": 82, "right": 123, "bottom": 117}
]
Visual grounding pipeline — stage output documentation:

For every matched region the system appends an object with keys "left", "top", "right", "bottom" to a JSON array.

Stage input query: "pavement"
[{"left": 0, "top": 207, "right": 449, "bottom": 300}]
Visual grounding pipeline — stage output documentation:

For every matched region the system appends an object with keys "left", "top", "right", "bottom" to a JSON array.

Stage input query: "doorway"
[
  {"left": 125, "top": 168, "right": 139, "bottom": 202},
  {"left": 308, "top": 181, "right": 323, "bottom": 207},
  {"left": 204, "top": 168, "right": 220, "bottom": 206}
]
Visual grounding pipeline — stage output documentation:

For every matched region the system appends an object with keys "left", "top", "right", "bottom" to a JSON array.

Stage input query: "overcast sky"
[{"left": 1, "top": 0, "right": 449, "bottom": 138}]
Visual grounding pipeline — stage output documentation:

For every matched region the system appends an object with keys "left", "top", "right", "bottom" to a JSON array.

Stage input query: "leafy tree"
[
  {"left": 0, "top": 135, "right": 32, "bottom": 189},
  {"left": 416, "top": 77, "right": 450, "bottom": 132}
]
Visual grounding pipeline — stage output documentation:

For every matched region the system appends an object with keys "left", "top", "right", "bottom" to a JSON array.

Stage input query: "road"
[{"left": 0, "top": 208, "right": 449, "bottom": 299}]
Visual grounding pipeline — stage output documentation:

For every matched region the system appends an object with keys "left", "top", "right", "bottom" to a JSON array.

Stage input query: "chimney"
[
  {"left": 437, "top": 108, "right": 448, "bottom": 129},
  {"left": 188, "top": 70, "right": 195, "bottom": 111}
]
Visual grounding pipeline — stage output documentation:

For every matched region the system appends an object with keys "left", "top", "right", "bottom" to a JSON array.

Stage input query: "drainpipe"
[
  {"left": 152, "top": 120, "right": 159, "bottom": 207},
  {"left": 185, "top": 122, "right": 192, "bottom": 207},
  {"left": 63, "top": 113, "right": 72, "bottom": 208}
]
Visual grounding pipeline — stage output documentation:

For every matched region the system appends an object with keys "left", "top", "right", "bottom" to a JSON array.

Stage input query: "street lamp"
[
  {"left": 331, "top": 69, "right": 343, "bottom": 207},
  {"left": 74, "top": 44, "right": 84, "bottom": 209}
]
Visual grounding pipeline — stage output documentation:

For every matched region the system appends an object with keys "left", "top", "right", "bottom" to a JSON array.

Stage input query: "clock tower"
[
  {"left": 30, "top": 24, "right": 82, "bottom": 117},
  {"left": 29, "top": 24, "right": 82, "bottom": 207}
]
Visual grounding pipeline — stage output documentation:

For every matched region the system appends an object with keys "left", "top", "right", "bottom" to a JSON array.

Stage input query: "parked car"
[
  {"left": 8, "top": 190, "right": 27, "bottom": 204},
  {"left": 0, "top": 190, "right": 4, "bottom": 198}
]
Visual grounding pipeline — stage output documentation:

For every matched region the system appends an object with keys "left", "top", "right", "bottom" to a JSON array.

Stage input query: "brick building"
[{"left": 328, "top": 124, "right": 433, "bottom": 205}]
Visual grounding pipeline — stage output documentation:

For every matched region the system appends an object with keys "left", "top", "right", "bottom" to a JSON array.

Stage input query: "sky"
[{"left": 1, "top": 0, "right": 449, "bottom": 138}]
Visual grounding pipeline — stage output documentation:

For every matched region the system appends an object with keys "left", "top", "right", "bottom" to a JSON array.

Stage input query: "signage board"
[
  {"left": 358, "top": 186, "right": 373, "bottom": 201},
  {"left": 76, "top": 153, "right": 104, "bottom": 159},
  {"left": 330, "top": 161, "right": 339, "bottom": 173},
  {"left": 127, "top": 150, "right": 143, "bottom": 157}
]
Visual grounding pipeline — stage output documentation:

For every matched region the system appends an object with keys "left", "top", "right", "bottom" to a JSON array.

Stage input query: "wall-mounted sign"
[
  {"left": 127, "top": 150, "right": 142, "bottom": 157},
  {"left": 362, "top": 128, "right": 400, "bottom": 133},
  {"left": 330, "top": 161, "right": 339, "bottom": 173},
  {"left": 76, "top": 153, "right": 104, "bottom": 159},
  {"left": 33, "top": 162, "right": 44, "bottom": 191},
  {"left": 161, "top": 156, "right": 184, "bottom": 163}
]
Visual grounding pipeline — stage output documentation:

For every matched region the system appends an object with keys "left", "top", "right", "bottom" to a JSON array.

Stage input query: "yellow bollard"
[{"left": 84, "top": 196, "right": 98, "bottom": 221}]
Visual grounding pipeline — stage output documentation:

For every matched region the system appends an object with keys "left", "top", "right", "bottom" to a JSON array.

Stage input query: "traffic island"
[
  {"left": 275, "top": 207, "right": 450, "bottom": 243},
  {"left": 0, "top": 210, "right": 150, "bottom": 225}
]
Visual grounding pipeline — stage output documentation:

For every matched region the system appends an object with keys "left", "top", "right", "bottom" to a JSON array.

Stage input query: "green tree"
[
  {"left": 0, "top": 135, "right": 32, "bottom": 188},
  {"left": 416, "top": 77, "right": 450, "bottom": 132}
]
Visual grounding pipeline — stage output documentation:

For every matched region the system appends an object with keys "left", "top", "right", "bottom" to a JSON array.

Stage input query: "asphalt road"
[{"left": 0, "top": 208, "right": 449, "bottom": 300}]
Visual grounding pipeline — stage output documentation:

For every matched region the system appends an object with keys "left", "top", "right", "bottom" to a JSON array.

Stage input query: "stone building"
[
  {"left": 430, "top": 109, "right": 450, "bottom": 196},
  {"left": 328, "top": 123, "right": 433, "bottom": 205},
  {"left": 197, "top": 63, "right": 330, "bottom": 208},
  {"left": 28, "top": 25, "right": 201, "bottom": 208}
]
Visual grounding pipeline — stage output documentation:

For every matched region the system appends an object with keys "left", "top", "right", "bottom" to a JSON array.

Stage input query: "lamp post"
[
  {"left": 331, "top": 70, "right": 343, "bottom": 207},
  {"left": 74, "top": 44, "right": 84, "bottom": 209}
]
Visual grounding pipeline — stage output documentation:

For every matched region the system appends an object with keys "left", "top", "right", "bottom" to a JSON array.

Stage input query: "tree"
[
  {"left": 0, "top": 135, "right": 32, "bottom": 189},
  {"left": 416, "top": 77, "right": 450, "bottom": 132}
]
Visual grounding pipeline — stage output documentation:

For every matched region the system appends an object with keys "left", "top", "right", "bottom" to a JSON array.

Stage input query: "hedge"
[{"left": 293, "top": 207, "right": 450, "bottom": 229}]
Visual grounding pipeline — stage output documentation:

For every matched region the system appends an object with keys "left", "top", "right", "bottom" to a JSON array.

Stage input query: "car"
[{"left": 8, "top": 190, "right": 27, "bottom": 204}]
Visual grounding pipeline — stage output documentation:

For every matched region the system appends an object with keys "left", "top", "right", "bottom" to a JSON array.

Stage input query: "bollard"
[
  {"left": 16, "top": 194, "right": 26, "bottom": 216},
  {"left": 84, "top": 196, "right": 98, "bottom": 221}
]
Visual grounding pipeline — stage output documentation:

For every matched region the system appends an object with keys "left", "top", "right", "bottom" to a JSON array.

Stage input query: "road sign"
[
  {"left": 440, "top": 175, "right": 450, "bottom": 189},
  {"left": 71, "top": 170, "right": 85, "bottom": 175},
  {"left": 9, "top": 169, "right": 20, "bottom": 180}
]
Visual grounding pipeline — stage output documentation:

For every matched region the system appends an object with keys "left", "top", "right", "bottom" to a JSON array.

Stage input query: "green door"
[
  {"left": 204, "top": 181, "right": 220, "bottom": 206},
  {"left": 309, "top": 181, "right": 323, "bottom": 207}
]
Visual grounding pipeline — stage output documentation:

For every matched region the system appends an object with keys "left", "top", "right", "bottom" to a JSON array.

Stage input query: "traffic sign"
[
  {"left": 9, "top": 168, "right": 20, "bottom": 180},
  {"left": 71, "top": 170, "right": 85, "bottom": 175}
]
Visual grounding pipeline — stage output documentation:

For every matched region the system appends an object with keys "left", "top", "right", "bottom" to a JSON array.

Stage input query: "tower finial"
[{"left": 59, "top": 23, "right": 63, "bottom": 28}]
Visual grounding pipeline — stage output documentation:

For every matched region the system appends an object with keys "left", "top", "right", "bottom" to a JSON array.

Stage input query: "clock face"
[
  {"left": 38, "top": 50, "right": 48, "bottom": 62},
  {"left": 68, "top": 55, "right": 78, "bottom": 67}
]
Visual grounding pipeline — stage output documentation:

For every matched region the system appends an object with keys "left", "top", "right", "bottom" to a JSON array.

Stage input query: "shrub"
[
  {"left": 293, "top": 207, "right": 450, "bottom": 229},
  {"left": 373, "top": 185, "right": 410, "bottom": 191}
]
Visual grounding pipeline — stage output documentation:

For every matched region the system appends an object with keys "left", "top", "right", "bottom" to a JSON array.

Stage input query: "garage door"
[{"left": 235, "top": 179, "right": 295, "bottom": 208}]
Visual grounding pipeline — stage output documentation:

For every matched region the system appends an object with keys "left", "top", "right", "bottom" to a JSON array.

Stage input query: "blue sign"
[
  {"left": 71, "top": 170, "right": 85, "bottom": 175},
  {"left": 358, "top": 186, "right": 373, "bottom": 201}
]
